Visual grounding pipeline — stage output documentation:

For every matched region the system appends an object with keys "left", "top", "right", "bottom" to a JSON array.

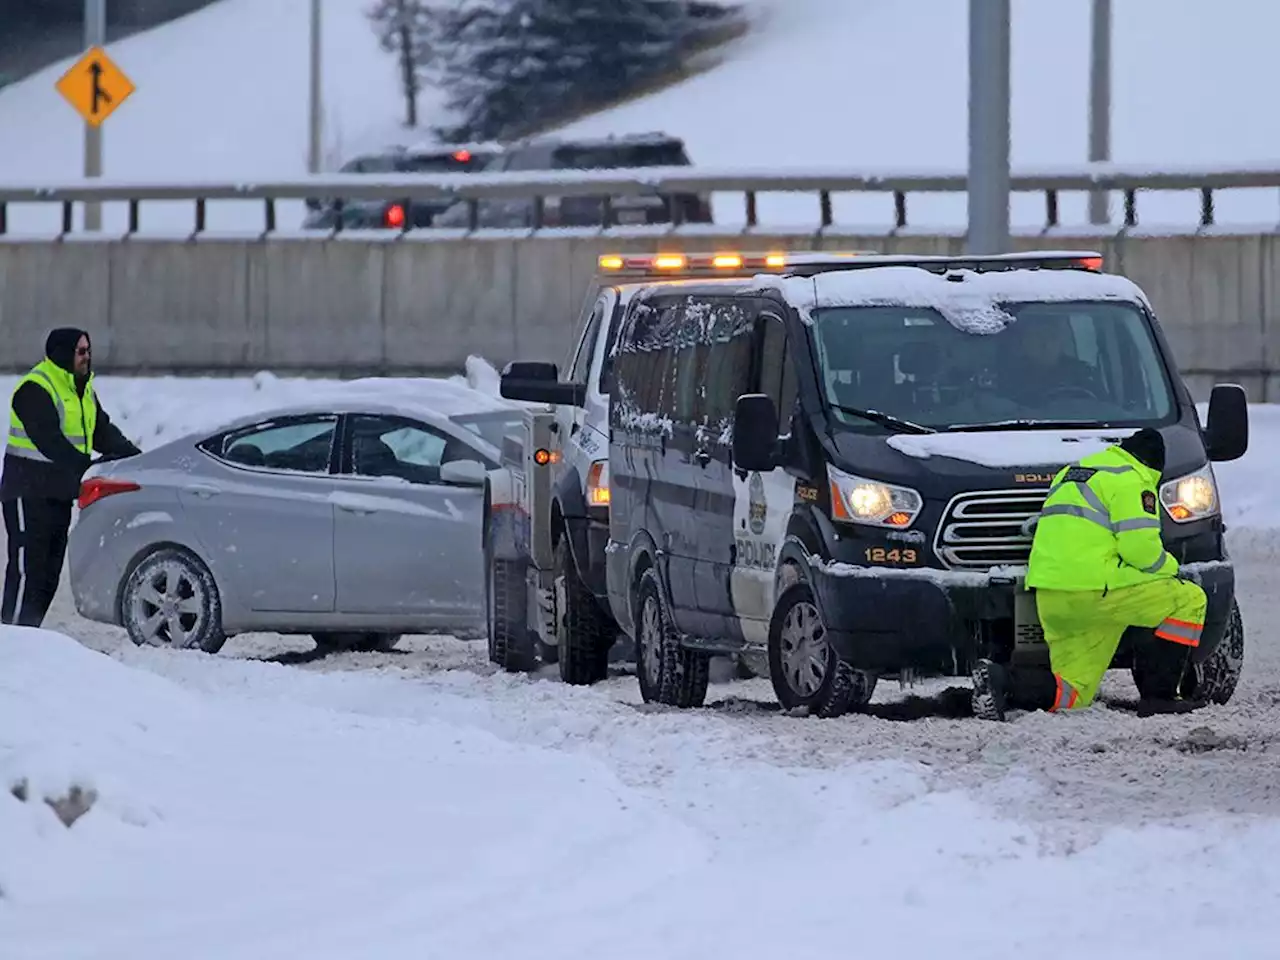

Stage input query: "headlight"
[
  {"left": 1159, "top": 463, "right": 1218, "bottom": 523},
  {"left": 827, "top": 465, "right": 922, "bottom": 529}
]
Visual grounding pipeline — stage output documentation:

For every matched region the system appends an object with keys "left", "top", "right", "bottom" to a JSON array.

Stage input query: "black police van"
[{"left": 603, "top": 250, "right": 1249, "bottom": 718}]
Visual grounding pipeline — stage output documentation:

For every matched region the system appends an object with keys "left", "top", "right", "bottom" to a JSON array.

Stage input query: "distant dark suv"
[
  {"left": 303, "top": 142, "right": 502, "bottom": 231},
  {"left": 432, "top": 133, "right": 713, "bottom": 230}
]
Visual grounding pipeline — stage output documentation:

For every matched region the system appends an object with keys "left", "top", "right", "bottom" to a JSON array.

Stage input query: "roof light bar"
[{"left": 595, "top": 250, "right": 876, "bottom": 277}]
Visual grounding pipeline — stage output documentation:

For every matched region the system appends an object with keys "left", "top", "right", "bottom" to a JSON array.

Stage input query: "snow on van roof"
[{"left": 753, "top": 266, "right": 1151, "bottom": 334}]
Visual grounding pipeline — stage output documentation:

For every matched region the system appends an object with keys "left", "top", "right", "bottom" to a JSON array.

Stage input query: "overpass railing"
[{"left": 2, "top": 162, "right": 1280, "bottom": 236}]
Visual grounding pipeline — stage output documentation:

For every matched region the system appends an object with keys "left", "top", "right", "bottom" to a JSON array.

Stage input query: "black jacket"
[{"left": 0, "top": 328, "right": 141, "bottom": 503}]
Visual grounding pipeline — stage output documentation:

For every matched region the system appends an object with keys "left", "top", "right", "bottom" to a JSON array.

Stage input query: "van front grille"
[{"left": 934, "top": 489, "right": 1049, "bottom": 570}]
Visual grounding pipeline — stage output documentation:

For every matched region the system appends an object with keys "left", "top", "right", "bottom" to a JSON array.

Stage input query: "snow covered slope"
[
  {"left": 8, "top": 619, "right": 1280, "bottom": 958},
  {"left": 2, "top": 0, "right": 1279, "bottom": 232}
]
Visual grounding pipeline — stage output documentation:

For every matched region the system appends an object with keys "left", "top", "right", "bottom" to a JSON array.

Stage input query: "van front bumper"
[{"left": 806, "top": 557, "right": 1236, "bottom": 675}]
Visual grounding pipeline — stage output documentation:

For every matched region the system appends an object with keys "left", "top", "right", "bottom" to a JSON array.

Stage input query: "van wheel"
[
  {"left": 768, "top": 582, "right": 875, "bottom": 718},
  {"left": 555, "top": 537, "right": 611, "bottom": 685},
  {"left": 487, "top": 551, "right": 536, "bottom": 673},
  {"left": 634, "top": 568, "right": 709, "bottom": 708},
  {"left": 1134, "top": 600, "right": 1244, "bottom": 705}
]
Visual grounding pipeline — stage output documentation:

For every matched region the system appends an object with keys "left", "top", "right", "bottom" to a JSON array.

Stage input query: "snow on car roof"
[{"left": 753, "top": 266, "right": 1152, "bottom": 334}]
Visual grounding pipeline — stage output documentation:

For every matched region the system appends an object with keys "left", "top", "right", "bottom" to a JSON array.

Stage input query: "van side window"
[
  {"left": 702, "top": 299, "right": 756, "bottom": 441},
  {"left": 757, "top": 313, "right": 797, "bottom": 436}
]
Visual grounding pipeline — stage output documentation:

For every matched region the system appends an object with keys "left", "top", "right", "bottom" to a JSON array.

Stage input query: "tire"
[
  {"left": 1131, "top": 599, "right": 1244, "bottom": 705},
  {"left": 312, "top": 632, "right": 401, "bottom": 654},
  {"left": 1197, "top": 600, "right": 1245, "bottom": 705},
  {"left": 767, "top": 582, "right": 875, "bottom": 719},
  {"left": 121, "top": 548, "right": 227, "bottom": 654},
  {"left": 633, "top": 567, "right": 709, "bottom": 708},
  {"left": 487, "top": 552, "right": 537, "bottom": 673},
  {"left": 554, "top": 537, "right": 612, "bottom": 685}
]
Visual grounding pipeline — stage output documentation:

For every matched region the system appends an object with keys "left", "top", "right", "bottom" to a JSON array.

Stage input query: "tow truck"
[{"left": 483, "top": 250, "right": 873, "bottom": 683}]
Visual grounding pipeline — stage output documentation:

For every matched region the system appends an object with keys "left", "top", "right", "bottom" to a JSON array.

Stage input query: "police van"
[
  {"left": 604, "top": 251, "right": 1249, "bottom": 718},
  {"left": 487, "top": 251, "right": 820, "bottom": 683}
]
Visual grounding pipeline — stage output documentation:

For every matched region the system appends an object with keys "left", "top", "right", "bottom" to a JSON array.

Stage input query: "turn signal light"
[
  {"left": 384, "top": 203, "right": 406, "bottom": 228},
  {"left": 78, "top": 477, "right": 141, "bottom": 510},
  {"left": 533, "top": 448, "right": 560, "bottom": 466},
  {"left": 586, "top": 460, "right": 610, "bottom": 507}
]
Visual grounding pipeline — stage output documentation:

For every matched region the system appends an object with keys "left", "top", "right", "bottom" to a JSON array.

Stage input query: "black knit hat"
[{"left": 1119, "top": 427, "right": 1165, "bottom": 471}]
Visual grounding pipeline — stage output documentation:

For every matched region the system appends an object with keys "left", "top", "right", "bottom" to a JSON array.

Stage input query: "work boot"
[
  {"left": 1136, "top": 698, "right": 1206, "bottom": 717},
  {"left": 971, "top": 658, "right": 1009, "bottom": 721}
]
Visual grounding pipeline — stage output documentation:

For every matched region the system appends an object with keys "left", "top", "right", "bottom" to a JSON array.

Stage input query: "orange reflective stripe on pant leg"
[
  {"left": 1154, "top": 616, "right": 1203, "bottom": 647},
  {"left": 1049, "top": 675, "right": 1080, "bottom": 712}
]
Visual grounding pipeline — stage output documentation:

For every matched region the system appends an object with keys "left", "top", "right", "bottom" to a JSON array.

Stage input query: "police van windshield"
[{"left": 809, "top": 301, "right": 1177, "bottom": 433}]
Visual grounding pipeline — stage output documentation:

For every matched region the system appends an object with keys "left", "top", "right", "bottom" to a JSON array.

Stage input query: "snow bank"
[
  {"left": 0, "top": 356, "right": 506, "bottom": 453},
  {"left": 0, "top": 625, "right": 711, "bottom": 955}
]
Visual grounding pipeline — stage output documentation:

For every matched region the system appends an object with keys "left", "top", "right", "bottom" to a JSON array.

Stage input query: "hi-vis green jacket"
[{"left": 1026, "top": 445, "right": 1177, "bottom": 592}]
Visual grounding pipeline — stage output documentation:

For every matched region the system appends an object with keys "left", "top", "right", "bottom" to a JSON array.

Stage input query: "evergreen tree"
[
  {"left": 431, "top": 0, "right": 725, "bottom": 144},
  {"left": 367, "top": 0, "right": 439, "bottom": 127}
]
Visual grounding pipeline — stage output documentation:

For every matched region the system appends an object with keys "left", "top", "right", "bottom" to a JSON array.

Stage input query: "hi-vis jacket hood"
[{"left": 1026, "top": 444, "right": 1178, "bottom": 592}]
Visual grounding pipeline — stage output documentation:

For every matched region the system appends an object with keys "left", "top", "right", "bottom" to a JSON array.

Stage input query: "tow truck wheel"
[
  {"left": 554, "top": 537, "right": 611, "bottom": 685},
  {"left": 487, "top": 551, "right": 537, "bottom": 674},
  {"left": 1132, "top": 599, "right": 1244, "bottom": 705},
  {"left": 767, "top": 582, "right": 875, "bottom": 719},
  {"left": 634, "top": 567, "right": 709, "bottom": 708}
]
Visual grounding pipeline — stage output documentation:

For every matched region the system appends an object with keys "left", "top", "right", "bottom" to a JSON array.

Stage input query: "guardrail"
[{"left": 3, "top": 162, "right": 1280, "bottom": 235}]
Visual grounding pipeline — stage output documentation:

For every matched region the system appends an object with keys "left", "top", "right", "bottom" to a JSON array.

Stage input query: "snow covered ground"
[
  {"left": 3, "top": 0, "right": 1280, "bottom": 233},
  {"left": 2, "top": 372, "right": 1280, "bottom": 956}
]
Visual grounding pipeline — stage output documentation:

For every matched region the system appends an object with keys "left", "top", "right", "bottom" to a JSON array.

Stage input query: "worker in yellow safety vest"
[
  {"left": 1, "top": 328, "right": 140, "bottom": 627},
  {"left": 975, "top": 428, "right": 1207, "bottom": 720}
]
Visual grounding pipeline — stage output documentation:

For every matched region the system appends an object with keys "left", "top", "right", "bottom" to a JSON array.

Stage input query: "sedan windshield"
[{"left": 809, "top": 301, "right": 1176, "bottom": 433}]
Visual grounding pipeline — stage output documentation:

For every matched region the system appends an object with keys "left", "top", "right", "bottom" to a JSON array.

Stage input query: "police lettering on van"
[{"left": 604, "top": 251, "right": 1249, "bottom": 719}]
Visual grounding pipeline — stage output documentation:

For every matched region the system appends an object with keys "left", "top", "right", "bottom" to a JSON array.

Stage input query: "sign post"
[{"left": 55, "top": 2, "right": 136, "bottom": 231}]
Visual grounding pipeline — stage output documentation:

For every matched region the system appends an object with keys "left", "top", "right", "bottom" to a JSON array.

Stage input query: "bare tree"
[{"left": 367, "top": 0, "right": 439, "bottom": 127}]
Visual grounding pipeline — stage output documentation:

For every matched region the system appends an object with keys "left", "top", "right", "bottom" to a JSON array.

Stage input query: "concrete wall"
[{"left": 1, "top": 230, "right": 1278, "bottom": 400}]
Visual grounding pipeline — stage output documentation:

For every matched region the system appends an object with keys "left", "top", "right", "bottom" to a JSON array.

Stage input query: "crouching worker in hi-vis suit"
[{"left": 984, "top": 428, "right": 1207, "bottom": 720}]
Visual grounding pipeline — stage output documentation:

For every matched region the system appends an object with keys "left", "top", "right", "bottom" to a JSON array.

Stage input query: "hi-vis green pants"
[{"left": 1034, "top": 578, "right": 1208, "bottom": 710}]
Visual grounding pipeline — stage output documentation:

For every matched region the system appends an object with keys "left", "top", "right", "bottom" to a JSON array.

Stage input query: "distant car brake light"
[
  {"left": 1077, "top": 256, "right": 1104, "bottom": 271},
  {"left": 78, "top": 477, "right": 141, "bottom": 510},
  {"left": 453, "top": 149, "right": 473, "bottom": 162},
  {"left": 384, "top": 203, "right": 406, "bottom": 228}
]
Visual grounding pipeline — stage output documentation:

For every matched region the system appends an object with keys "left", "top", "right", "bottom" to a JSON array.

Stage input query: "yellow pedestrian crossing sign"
[{"left": 56, "top": 46, "right": 135, "bottom": 127}]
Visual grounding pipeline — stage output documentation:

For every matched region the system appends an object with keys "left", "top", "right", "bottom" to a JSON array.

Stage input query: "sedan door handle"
[
  {"left": 332, "top": 495, "right": 378, "bottom": 515},
  {"left": 185, "top": 484, "right": 220, "bottom": 498}
]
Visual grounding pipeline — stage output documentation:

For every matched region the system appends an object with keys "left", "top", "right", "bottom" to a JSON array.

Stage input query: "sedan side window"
[
  {"left": 220, "top": 417, "right": 337, "bottom": 473},
  {"left": 348, "top": 415, "right": 460, "bottom": 484}
]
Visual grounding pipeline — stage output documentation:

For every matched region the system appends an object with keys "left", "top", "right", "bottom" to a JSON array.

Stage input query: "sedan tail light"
[{"left": 79, "top": 477, "right": 141, "bottom": 510}]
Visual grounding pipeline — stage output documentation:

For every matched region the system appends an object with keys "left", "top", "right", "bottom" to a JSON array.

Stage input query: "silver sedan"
[{"left": 68, "top": 392, "right": 525, "bottom": 654}]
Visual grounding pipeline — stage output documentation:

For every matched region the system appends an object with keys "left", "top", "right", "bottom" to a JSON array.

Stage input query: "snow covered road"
[{"left": 4, "top": 377, "right": 1280, "bottom": 956}]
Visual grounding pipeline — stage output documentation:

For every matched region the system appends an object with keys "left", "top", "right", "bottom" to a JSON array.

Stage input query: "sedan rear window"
[{"left": 552, "top": 143, "right": 690, "bottom": 169}]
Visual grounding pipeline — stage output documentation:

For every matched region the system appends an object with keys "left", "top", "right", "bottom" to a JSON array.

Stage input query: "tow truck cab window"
[
  {"left": 570, "top": 297, "right": 607, "bottom": 386},
  {"left": 809, "top": 300, "right": 1176, "bottom": 432}
]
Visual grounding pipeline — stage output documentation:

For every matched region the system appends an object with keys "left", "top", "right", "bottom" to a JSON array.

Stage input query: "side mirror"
[
  {"left": 732, "top": 394, "right": 779, "bottom": 472},
  {"left": 439, "top": 459, "right": 487, "bottom": 486},
  {"left": 1205, "top": 383, "right": 1248, "bottom": 462},
  {"left": 500, "top": 360, "right": 585, "bottom": 407},
  {"left": 304, "top": 197, "right": 322, "bottom": 210}
]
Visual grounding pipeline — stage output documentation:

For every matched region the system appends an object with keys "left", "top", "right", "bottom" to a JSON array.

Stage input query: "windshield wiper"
[
  {"left": 944, "top": 418, "right": 1110, "bottom": 432},
  {"left": 829, "top": 404, "right": 936, "bottom": 435}
]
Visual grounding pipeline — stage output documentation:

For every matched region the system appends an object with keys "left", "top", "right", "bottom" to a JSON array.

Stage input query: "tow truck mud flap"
[{"left": 1012, "top": 589, "right": 1050, "bottom": 669}]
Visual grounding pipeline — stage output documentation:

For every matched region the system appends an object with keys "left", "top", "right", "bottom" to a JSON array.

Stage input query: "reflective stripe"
[
  {"left": 1049, "top": 675, "right": 1080, "bottom": 712},
  {"left": 4, "top": 445, "right": 50, "bottom": 462},
  {"left": 7, "top": 426, "right": 83, "bottom": 445},
  {"left": 1114, "top": 516, "right": 1160, "bottom": 532},
  {"left": 1040, "top": 501, "right": 1112, "bottom": 528},
  {"left": 1155, "top": 617, "right": 1202, "bottom": 647},
  {"left": 1140, "top": 550, "right": 1173, "bottom": 574}
]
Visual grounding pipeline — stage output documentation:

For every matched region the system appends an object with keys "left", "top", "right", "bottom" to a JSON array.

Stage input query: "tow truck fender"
[
  {"left": 484, "top": 466, "right": 528, "bottom": 564},
  {"left": 552, "top": 467, "right": 608, "bottom": 597}
]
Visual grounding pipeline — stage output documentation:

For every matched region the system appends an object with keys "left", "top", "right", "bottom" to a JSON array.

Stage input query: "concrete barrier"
[{"left": 1, "top": 230, "right": 1279, "bottom": 400}]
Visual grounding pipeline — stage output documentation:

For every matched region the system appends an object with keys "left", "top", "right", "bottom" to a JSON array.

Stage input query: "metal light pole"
[
  {"left": 308, "top": 0, "right": 323, "bottom": 174},
  {"left": 966, "top": 0, "right": 1011, "bottom": 255},
  {"left": 83, "top": 0, "right": 106, "bottom": 231},
  {"left": 1088, "top": 0, "right": 1112, "bottom": 224}
]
